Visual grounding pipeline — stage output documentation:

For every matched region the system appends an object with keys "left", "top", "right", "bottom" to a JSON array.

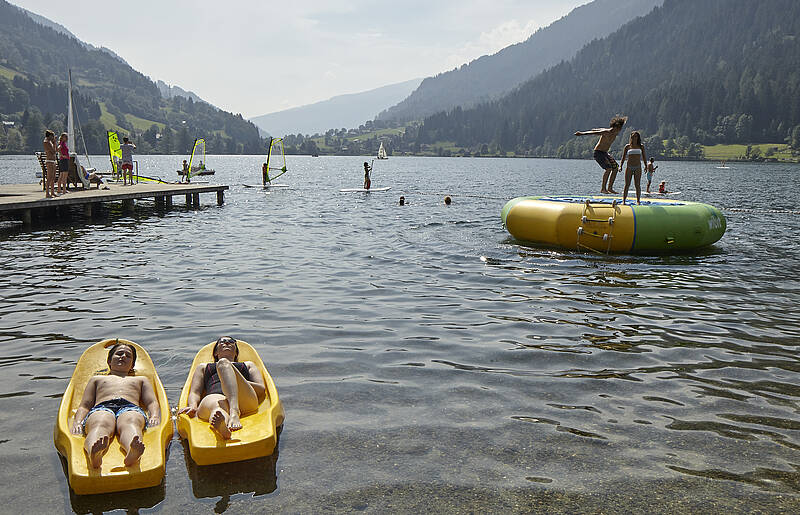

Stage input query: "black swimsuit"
[{"left": 203, "top": 362, "right": 251, "bottom": 395}]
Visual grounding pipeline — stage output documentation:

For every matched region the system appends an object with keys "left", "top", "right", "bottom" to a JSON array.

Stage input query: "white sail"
[{"left": 377, "top": 141, "right": 388, "bottom": 159}]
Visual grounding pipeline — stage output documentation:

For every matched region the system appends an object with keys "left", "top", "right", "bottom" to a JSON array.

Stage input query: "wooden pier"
[{"left": 0, "top": 182, "right": 229, "bottom": 225}]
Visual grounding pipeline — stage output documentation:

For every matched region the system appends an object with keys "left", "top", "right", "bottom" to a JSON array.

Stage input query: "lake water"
[{"left": 1, "top": 155, "right": 799, "bottom": 513}]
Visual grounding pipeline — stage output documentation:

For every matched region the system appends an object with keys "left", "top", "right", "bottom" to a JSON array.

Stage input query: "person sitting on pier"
[
  {"left": 70, "top": 343, "right": 161, "bottom": 469},
  {"left": 178, "top": 336, "right": 266, "bottom": 439}
]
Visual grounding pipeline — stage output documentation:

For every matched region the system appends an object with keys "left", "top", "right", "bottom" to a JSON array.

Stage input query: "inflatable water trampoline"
[{"left": 502, "top": 196, "right": 726, "bottom": 253}]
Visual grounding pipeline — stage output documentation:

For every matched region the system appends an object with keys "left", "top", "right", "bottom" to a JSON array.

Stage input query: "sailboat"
[
  {"left": 67, "top": 69, "right": 93, "bottom": 188},
  {"left": 178, "top": 138, "right": 215, "bottom": 180},
  {"left": 377, "top": 141, "right": 388, "bottom": 160}
]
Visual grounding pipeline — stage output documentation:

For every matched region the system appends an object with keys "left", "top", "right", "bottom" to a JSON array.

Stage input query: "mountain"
[
  {"left": 410, "top": 0, "right": 800, "bottom": 158},
  {"left": 155, "top": 80, "right": 215, "bottom": 107},
  {"left": 0, "top": 0, "right": 263, "bottom": 155},
  {"left": 378, "top": 0, "right": 663, "bottom": 122},
  {"left": 19, "top": 2, "right": 213, "bottom": 108},
  {"left": 14, "top": 4, "right": 129, "bottom": 66},
  {"left": 250, "top": 78, "right": 422, "bottom": 137}
]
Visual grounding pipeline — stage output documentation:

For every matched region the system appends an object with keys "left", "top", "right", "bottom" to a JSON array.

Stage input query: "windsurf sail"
[
  {"left": 187, "top": 138, "right": 206, "bottom": 181},
  {"left": 131, "top": 174, "right": 169, "bottom": 184},
  {"left": 264, "top": 137, "right": 288, "bottom": 184},
  {"left": 377, "top": 141, "right": 388, "bottom": 160},
  {"left": 107, "top": 130, "right": 122, "bottom": 178}
]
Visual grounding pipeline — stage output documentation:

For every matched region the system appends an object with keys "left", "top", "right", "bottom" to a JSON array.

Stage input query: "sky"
[{"left": 10, "top": 0, "right": 587, "bottom": 118}]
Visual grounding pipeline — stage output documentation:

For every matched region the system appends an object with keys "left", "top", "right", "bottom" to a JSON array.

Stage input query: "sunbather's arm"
[
  {"left": 71, "top": 377, "right": 98, "bottom": 434},
  {"left": 246, "top": 362, "right": 267, "bottom": 403},
  {"left": 178, "top": 364, "right": 206, "bottom": 417},
  {"left": 140, "top": 377, "right": 161, "bottom": 427}
]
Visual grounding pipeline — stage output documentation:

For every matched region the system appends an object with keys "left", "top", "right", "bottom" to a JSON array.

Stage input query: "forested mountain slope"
[
  {"left": 378, "top": 0, "right": 662, "bottom": 123},
  {"left": 0, "top": 0, "right": 262, "bottom": 154},
  {"left": 415, "top": 0, "right": 800, "bottom": 157}
]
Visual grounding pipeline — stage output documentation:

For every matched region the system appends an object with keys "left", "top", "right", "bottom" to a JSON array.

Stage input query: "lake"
[{"left": 0, "top": 155, "right": 798, "bottom": 513}]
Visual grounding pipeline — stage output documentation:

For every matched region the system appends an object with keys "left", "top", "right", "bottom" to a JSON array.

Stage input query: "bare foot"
[
  {"left": 210, "top": 410, "right": 231, "bottom": 439},
  {"left": 608, "top": 189, "right": 619, "bottom": 194},
  {"left": 88, "top": 435, "right": 109, "bottom": 469},
  {"left": 228, "top": 410, "right": 242, "bottom": 432},
  {"left": 600, "top": 189, "right": 609, "bottom": 194},
  {"left": 124, "top": 435, "right": 145, "bottom": 467}
]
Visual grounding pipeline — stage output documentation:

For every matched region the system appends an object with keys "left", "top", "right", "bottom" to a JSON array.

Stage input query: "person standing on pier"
[
  {"left": 57, "top": 132, "right": 69, "bottom": 195},
  {"left": 121, "top": 137, "right": 136, "bottom": 185},
  {"left": 43, "top": 130, "right": 57, "bottom": 198}
]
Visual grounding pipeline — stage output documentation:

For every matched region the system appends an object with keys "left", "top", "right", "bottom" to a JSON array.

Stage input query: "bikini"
[
  {"left": 203, "top": 362, "right": 251, "bottom": 396},
  {"left": 626, "top": 148, "right": 643, "bottom": 172}
]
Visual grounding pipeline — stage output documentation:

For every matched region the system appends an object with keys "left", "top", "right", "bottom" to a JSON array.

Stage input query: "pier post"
[
  {"left": 217, "top": 190, "right": 224, "bottom": 205},
  {"left": 166, "top": 196, "right": 173, "bottom": 209},
  {"left": 84, "top": 203, "right": 92, "bottom": 218},
  {"left": 192, "top": 193, "right": 200, "bottom": 207},
  {"left": 22, "top": 209, "right": 31, "bottom": 226},
  {"left": 185, "top": 194, "right": 192, "bottom": 207},
  {"left": 155, "top": 196, "right": 165, "bottom": 210}
]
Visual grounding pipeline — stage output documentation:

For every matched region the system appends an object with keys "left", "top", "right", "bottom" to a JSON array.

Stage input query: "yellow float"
[
  {"left": 53, "top": 339, "right": 173, "bottom": 495},
  {"left": 177, "top": 340, "right": 284, "bottom": 466},
  {"left": 502, "top": 195, "right": 726, "bottom": 253}
]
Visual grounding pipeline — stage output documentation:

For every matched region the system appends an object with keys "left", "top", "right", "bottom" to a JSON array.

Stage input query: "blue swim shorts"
[
  {"left": 82, "top": 398, "right": 148, "bottom": 434},
  {"left": 593, "top": 150, "right": 617, "bottom": 171},
  {"left": 646, "top": 171, "right": 654, "bottom": 182}
]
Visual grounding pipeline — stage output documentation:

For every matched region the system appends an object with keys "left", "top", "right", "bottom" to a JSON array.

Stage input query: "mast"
[{"left": 67, "top": 69, "right": 75, "bottom": 152}]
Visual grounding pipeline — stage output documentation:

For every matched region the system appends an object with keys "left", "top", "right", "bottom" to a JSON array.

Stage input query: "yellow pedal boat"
[
  {"left": 53, "top": 339, "right": 173, "bottom": 495},
  {"left": 177, "top": 340, "right": 284, "bottom": 466}
]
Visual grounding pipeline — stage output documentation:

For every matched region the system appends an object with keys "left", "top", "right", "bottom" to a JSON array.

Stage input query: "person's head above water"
[
  {"left": 444, "top": 196, "right": 452, "bottom": 205},
  {"left": 399, "top": 196, "right": 405, "bottom": 205},
  {"left": 213, "top": 336, "right": 240, "bottom": 362}
]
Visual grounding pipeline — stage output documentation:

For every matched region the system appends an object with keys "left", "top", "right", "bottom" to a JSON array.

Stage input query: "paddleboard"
[
  {"left": 339, "top": 187, "right": 392, "bottom": 192},
  {"left": 53, "top": 339, "right": 173, "bottom": 495},
  {"left": 177, "top": 340, "right": 284, "bottom": 466},
  {"left": 643, "top": 191, "right": 682, "bottom": 196}
]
